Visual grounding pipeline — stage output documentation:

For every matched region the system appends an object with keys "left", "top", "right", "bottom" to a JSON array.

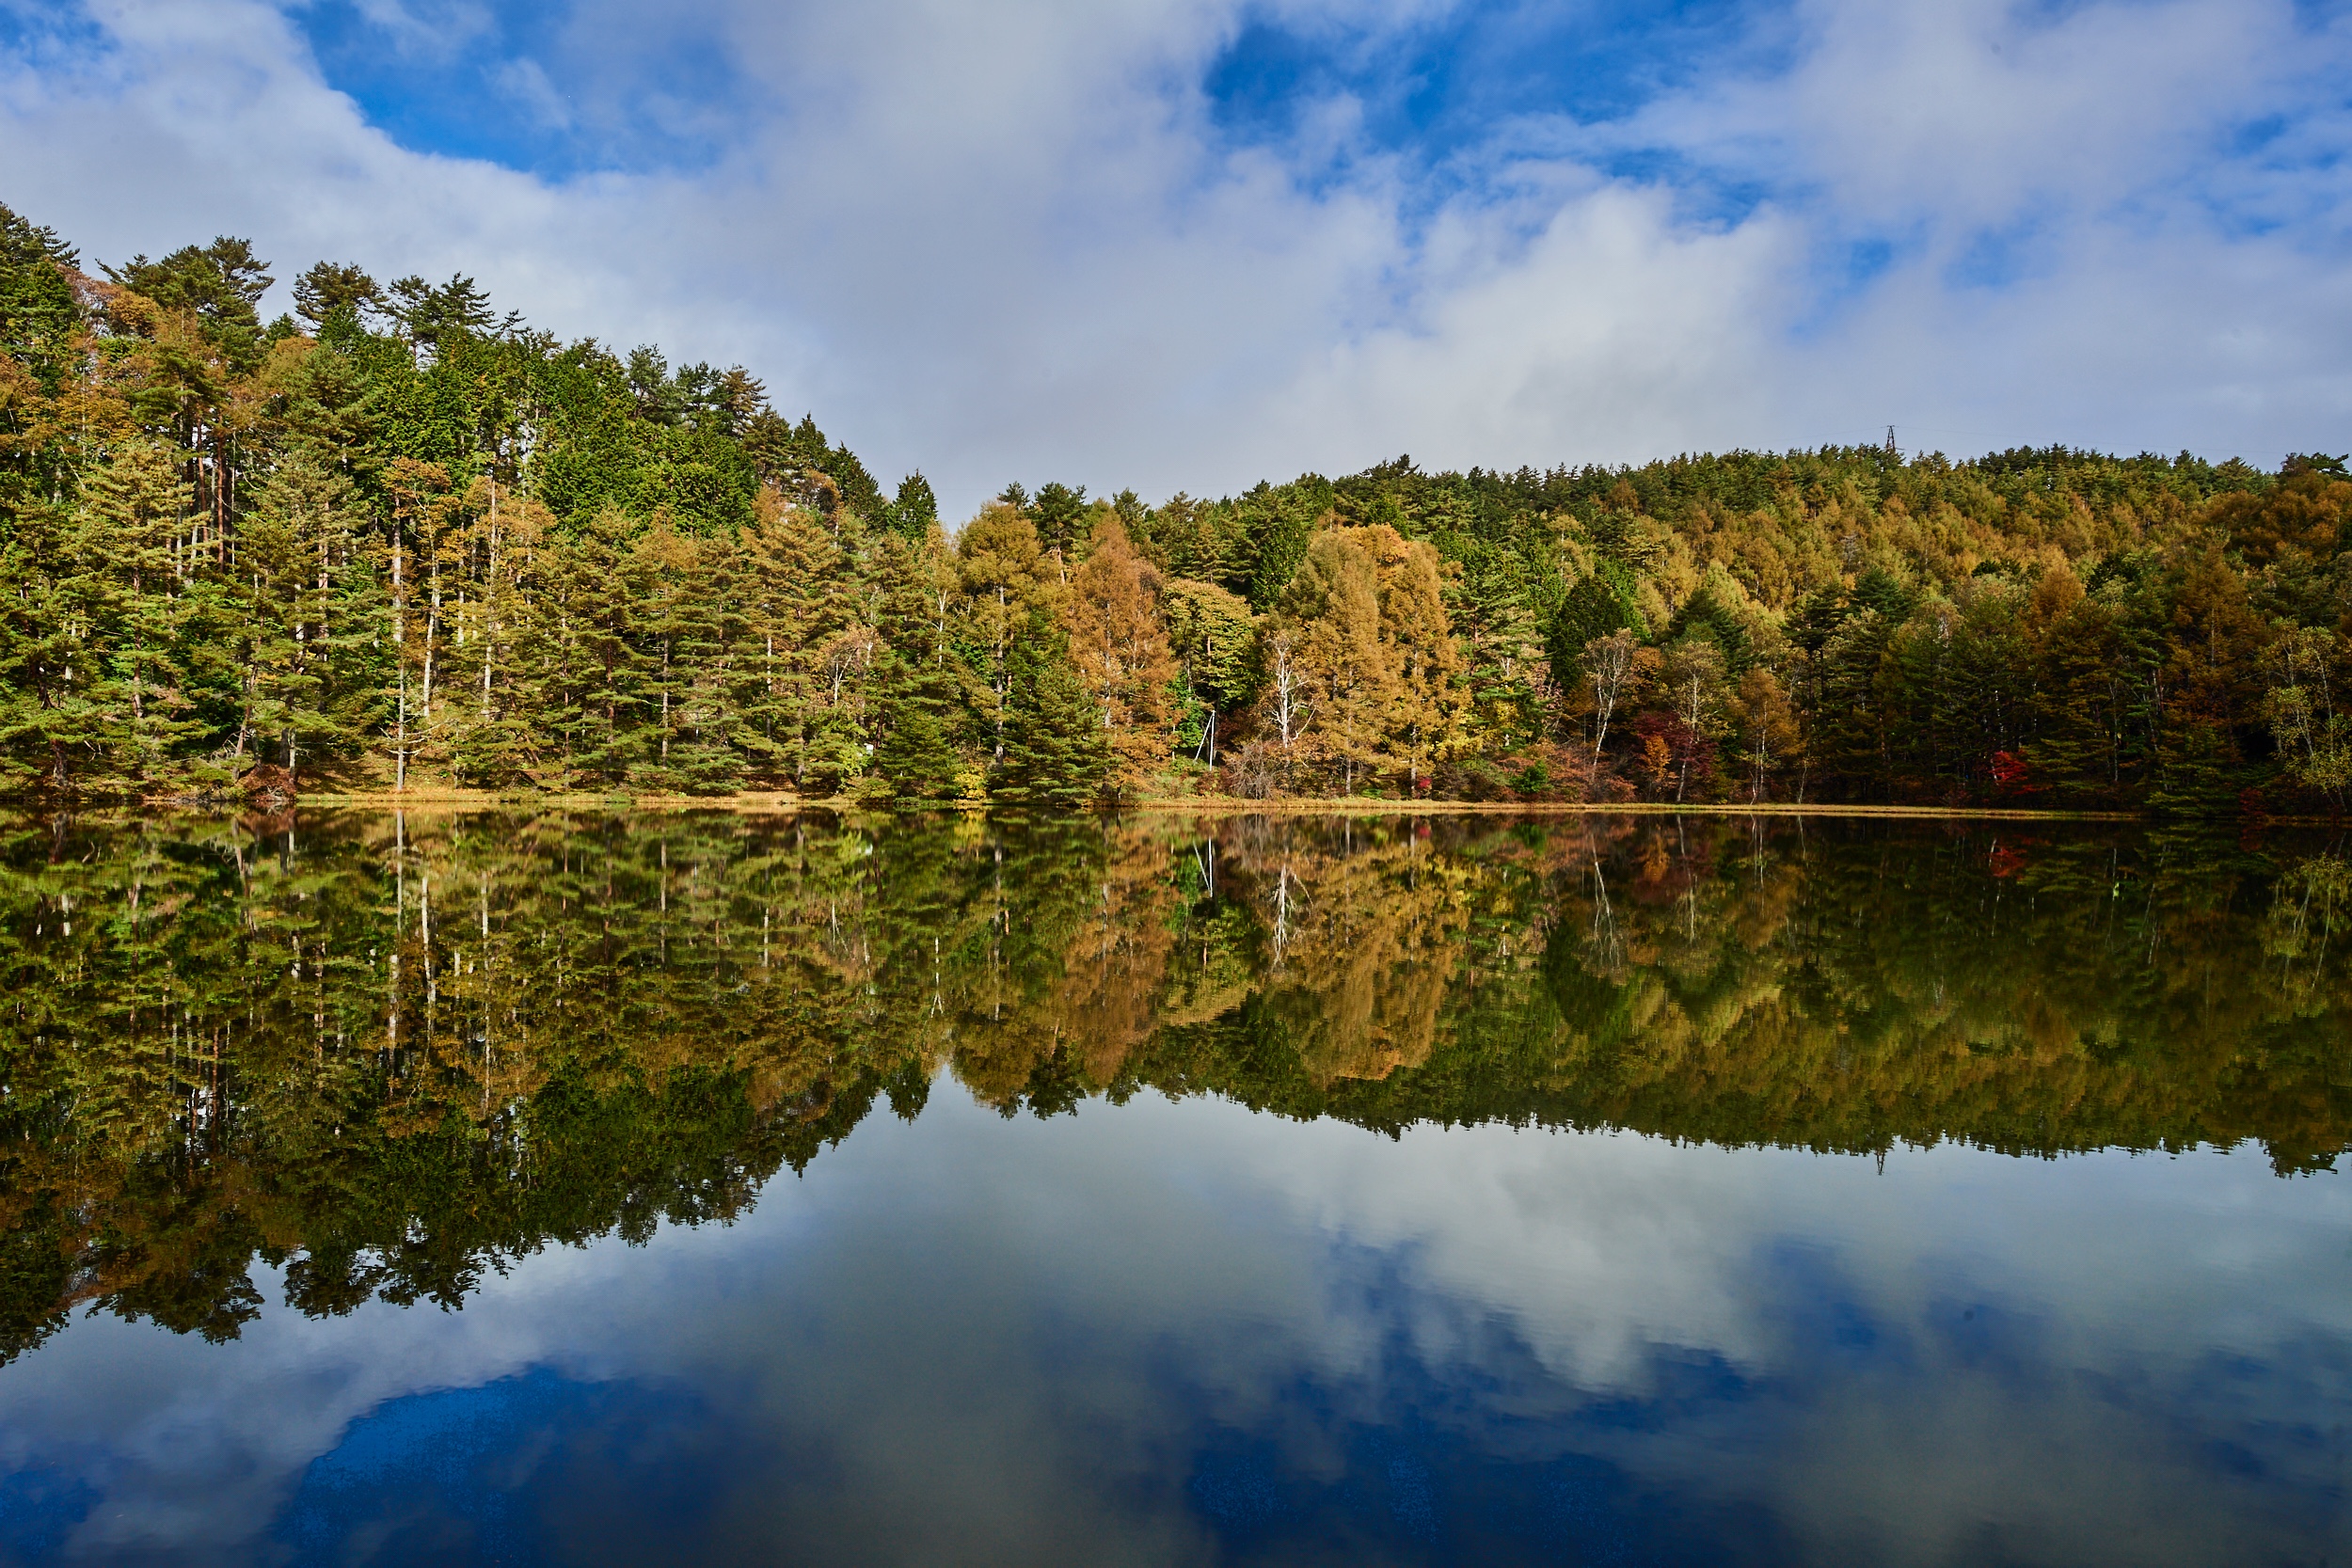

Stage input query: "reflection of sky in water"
[{"left": 0, "top": 1086, "right": 2344, "bottom": 1565}]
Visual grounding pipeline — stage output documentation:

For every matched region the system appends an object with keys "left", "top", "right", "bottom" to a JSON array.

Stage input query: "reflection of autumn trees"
[
  {"left": 0, "top": 810, "right": 2346, "bottom": 1356},
  {"left": 0, "top": 812, "right": 939, "bottom": 1362},
  {"left": 1116, "top": 816, "right": 2352, "bottom": 1180},
  {"left": 1227, "top": 821, "right": 1476, "bottom": 1086}
]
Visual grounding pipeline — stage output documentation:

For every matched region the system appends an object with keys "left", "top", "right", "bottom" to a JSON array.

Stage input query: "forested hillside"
[{"left": 3, "top": 201, "right": 2345, "bottom": 812}]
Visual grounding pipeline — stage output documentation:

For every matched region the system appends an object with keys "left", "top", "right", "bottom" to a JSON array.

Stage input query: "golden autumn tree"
[
  {"left": 1270, "top": 524, "right": 1467, "bottom": 794},
  {"left": 1279, "top": 526, "right": 1387, "bottom": 792},
  {"left": 1361, "top": 523, "right": 1468, "bottom": 788},
  {"left": 1062, "top": 516, "right": 1176, "bottom": 790}
]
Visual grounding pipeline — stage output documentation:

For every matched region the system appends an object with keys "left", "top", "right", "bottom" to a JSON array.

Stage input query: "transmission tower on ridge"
[{"left": 1884, "top": 425, "right": 1899, "bottom": 459}]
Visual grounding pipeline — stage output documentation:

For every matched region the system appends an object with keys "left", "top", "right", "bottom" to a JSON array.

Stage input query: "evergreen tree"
[
  {"left": 873, "top": 660, "right": 963, "bottom": 800},
  {"left": 953, "top": 502, "right": 1053, "bottom": 766},
  {"left": 996, "top": 609, "right": 1110, "bottom": 806},
  {"left": 545, "top": 505, "right": 649, "bottom": 784},
  {"left": 0, "top": 200, "right": 82, "bottom": 397},
  {"left": 884, "top": 472, "right": 938, "bottom": 544},
  {"left": 1546, "top": 563, "right": 1644, "bottom": 701},
  {"left": 733, "top": 491, "right": 865, "bottom": 789},
  {"left": 0, "top": 504, "right": 106, "bottom": 793},
  {"left": 107, "top": 237, "right": 274, "bottom": 372},
  {"left": 870, "top": 531, "right": 966, "bottom": 800},
  {"left": 631, "top": 516, "right": 742, "bottom": 792},
  {"left": 1451, "top": 541, "right": 1549, "bottom": 751},
  {"left": 1025, "top": 482, "right": 1090, "bottom": 558},
  {"left": 83, "top": 441, "right": 204, "bottom": 784},
  {"left": 236, "top": 447, "right": 382, "bottom": 784},
  {"left": 1809, "top": 610, "right": 1894, "bottom": 798},
  {"left": 291, "top": 261, "right": 383, "bottom": 328}
]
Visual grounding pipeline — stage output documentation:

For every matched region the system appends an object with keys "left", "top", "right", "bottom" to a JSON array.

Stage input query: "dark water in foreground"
[{"left": 0, "top": 810, "right": 2344, "bottom": 1565}]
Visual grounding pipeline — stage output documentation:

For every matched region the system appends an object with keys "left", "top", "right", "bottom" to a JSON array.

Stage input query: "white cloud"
[
  {"left": 491, "top": 55, "right": 572, "bottom": 133},
  {"left": 340, "top": 0, "right": 497, "bottom": 61},
  {"left": 2, "top": 0, "right": 2347, "bottom": 516}
]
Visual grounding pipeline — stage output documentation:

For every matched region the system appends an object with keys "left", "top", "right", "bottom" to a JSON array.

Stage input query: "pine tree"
[
  {"left": 631, "top": 515, "right": 741, "bottom": 793},
  {"left": 0, "top": 504, "right": 106, "bottom": 792},
  {"left": 1809, "top": 610, "right": 1894, "bottom": 799},
  {"left": 1546, "top": 564, "right": 1644, "bottom": 701},
  {"left": 883, "top": 472, "right": 938, "bottom": 544},
  {"left": 440, "top": 475, "right": 554, "bottom": 787},
  {"left": 543, "top": 505, "right": 647, "bottom": 785},
  {"left": 1025, "top": 483, "right": 1090, "bottom": 558},
  {"left": 386, "top": 458, "right": 464, "bottom": 784},
  {"left": 83, "top": 441, "right": 203, "bottom": 785},
  {"left": 953, "top": 502, "right": 1054, "bottom": 766},
  {"left": 870, "top": 531, "right": 967, "bottom": 800},
  {"left": 2026, "top": 570, "right": 2129, "bottom": 803},
  {"left": 734, "top": 490, "right": 866, "bottom": 790},
  {"left": 1452, "top": 542, "right": 1549, "bottom": 751},
  {"left": 237, "top": 447, "right": 383, "bottom": 786},
  {"left": 873, "top": 659, "right": 963, "bottom": 800},
  {"left": 996, "top": 610, "right": 1110, "bottom": 806}
]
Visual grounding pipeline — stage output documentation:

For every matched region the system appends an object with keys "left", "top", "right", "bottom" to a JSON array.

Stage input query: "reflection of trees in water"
[
  {"left": 1220, "top": 819, "right": 1473, "bottom": 1086},
  {"left": 0, "top": 810, "right": 2344, "bottom": 1354}
]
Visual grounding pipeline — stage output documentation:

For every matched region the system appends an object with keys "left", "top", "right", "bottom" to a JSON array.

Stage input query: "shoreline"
[{"left": 5, "top": 787, "right": 2229, "bottom": 824}]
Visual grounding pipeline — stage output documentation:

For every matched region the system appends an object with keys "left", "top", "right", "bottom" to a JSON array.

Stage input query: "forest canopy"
[{"left": 3, "top": 199, "right": 2347, "bottom": 813}]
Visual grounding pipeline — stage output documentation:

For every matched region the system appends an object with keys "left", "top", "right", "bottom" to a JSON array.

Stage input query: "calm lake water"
[{"left": 0, "top": 810, "right": 2344, "bottom": 1565}]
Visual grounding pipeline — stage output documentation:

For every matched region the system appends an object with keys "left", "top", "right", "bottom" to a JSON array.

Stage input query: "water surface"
[{"left": 0, "top": 812, "right": 2344, "bottom": 1565}]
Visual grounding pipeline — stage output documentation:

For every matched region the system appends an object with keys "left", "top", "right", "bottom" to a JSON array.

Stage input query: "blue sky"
[
  {"left": 1, "top": 0, "right": 2349, "bottom": 510},
  {"left": 284, "top": 0, "right": 752, "bottom": 177},
  {"left": 1203, "top": 1, "right": 1793, "bottom": 199},
  {"left": 270, "top": 2, "right": 1791, "bottom": 181}
]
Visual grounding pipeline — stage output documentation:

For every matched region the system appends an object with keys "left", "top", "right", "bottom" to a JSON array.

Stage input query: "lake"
[{"left": 0, "top": 810, "right": 2344, "bottom": 1565}]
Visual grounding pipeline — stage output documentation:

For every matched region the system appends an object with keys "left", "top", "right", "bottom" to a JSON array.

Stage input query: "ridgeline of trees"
[
  {"left": 0, "top": 809, "right": 2344, "bottom": 1356},
  {"left": 4, "top": 202, "right": 2349, "bottom": 810}
]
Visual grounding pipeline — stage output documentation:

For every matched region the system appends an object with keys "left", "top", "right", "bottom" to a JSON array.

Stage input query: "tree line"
[
  {"left": 3, "top": 201, "right": 2348, "bottom": 810},
  {"left": 0, "top": 808, "right": 2344, "bottom": 1355}
]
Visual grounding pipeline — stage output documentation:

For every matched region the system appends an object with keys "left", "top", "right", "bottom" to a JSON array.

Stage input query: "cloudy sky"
[{"left": 1, "top": 0, "right": 2347, "bottom": 515}]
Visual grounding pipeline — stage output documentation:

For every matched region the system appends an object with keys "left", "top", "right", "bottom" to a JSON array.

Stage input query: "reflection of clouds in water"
[
  {"left": 0, "top": 1237, "right": 634, "bottom": 1560},
  {"left": 0, "top": 1088, "right": 2344, "bottom": 1562},
  {"left": 1191, "top": 1111, "right": 2352, "bottom": 1563}
]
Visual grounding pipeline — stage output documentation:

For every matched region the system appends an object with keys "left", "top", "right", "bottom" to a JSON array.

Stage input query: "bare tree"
[
  {"left": 1581, "top": 630, "right": 1637, "bottom": 794},
  {"left": 1266, "top": 627, "right": 1308, "bottom": 750}
]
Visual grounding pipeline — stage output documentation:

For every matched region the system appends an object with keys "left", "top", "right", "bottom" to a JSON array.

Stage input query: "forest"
[
  {"left": 4, "top": 201, "right": 2349, "bottom": 811},
  {"left": 0, "top": 809, "right": 2343, "bottom": 1357}
]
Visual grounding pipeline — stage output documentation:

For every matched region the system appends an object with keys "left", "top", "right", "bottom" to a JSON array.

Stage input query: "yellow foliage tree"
[
  {"left": 1062, "top": 517, "right": 1176, "bottom": 791},
  {"left": 1272, "top": 524, "right": 1468, "bottom": 793}
]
